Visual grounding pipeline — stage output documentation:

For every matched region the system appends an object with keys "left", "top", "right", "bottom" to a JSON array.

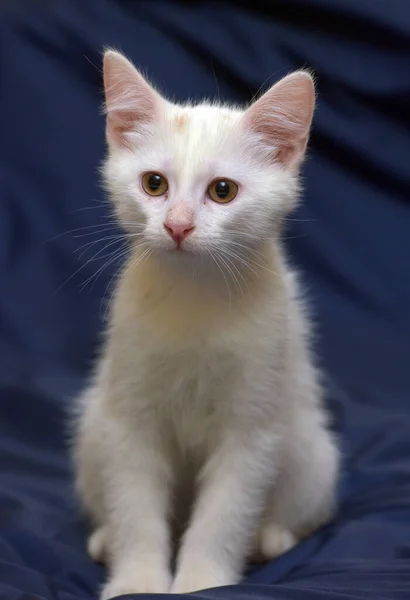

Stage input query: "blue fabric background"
[{"left": 1, "top": 1, "right": 409, "bottom": 599}]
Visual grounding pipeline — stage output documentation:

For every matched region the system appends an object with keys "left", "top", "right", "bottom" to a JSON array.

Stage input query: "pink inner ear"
[
  {"left": 103, "top": 50, "right": 159, "bottom": 149},
  {"left": 244, "top": 72, "right": 315, "bottom": 168}
]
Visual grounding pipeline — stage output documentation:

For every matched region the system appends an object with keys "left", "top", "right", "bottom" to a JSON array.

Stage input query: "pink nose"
[{"left": 164, "top": 222, "right": 195, "bottom": 246}]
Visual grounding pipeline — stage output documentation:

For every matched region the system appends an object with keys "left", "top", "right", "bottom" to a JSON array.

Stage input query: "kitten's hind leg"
[
  {"left": 88, "top": 526, "right": 107, "bottom": 564},
  {"left": 252, "top": 523, "right": 296, "bottom": 563},
  {"left": 254, "top": 413, "right": 339, "bottom": 563}
]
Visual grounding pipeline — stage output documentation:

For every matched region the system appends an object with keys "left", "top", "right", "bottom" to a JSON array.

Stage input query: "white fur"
[{"left": 73, "top": 51, "right": 339, "bottom": 599}]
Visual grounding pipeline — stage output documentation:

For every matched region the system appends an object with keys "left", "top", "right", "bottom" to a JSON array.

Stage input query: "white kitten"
[{"left": 73, "top": 50, "right": 339, "bottom": 599}]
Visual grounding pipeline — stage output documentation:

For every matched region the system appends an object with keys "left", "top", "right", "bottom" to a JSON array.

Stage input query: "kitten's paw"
[
  {"left": 171, "top": 564, "right": 237, "bottom": 594},
  {"left": 101, "top": 567, "right": 171, "bottom": 599},
  {"left": 257, "top": 524, "right": 296, "bottom": 560},
  {"left": 87, "top": 527, "right": 107, "bottom": 563}
]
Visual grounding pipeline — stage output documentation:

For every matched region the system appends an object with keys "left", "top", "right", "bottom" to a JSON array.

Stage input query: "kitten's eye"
[
  {"left": 208, "top": 179, "right": 238, "bottom": 204},
  {"left": 141, "top": 172, "right": 168, "bottom": 196}
]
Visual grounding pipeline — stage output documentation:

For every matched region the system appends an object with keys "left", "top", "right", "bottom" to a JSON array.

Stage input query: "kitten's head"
[{"left": 102, "top": 50, "right": 314, "bottom": 265}]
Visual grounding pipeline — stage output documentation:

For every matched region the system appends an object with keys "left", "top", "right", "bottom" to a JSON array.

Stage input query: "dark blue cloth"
[{"left": 1, "top": 1, "right": 410, "bottom": 599}]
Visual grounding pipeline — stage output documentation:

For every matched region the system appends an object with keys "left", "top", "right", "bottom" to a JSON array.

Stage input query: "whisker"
[
  {"left": 100, "top": 246, "right": 144, "bottom": 319},
  {"left": 54, "top": 233, "right": 141, "bottom": 295},
  {"left": 75, "top": 235, "right": 125, "bottom": 258},
  {"left": 67, "top": 201, "right": 110, "bottom": 214},
  {"left": 221, "top": 247, "right": 258, "bottom": 277},
  {"left": 82, "top": 237, "right": 129, "bottom": 269},
  {"left": 220, "top": 251, "right": 249, "bottom": 292},
  {"left": 45, "top": 222, "right": 120, "bottom": 244},
  {"left": 72, "top": 224, "right": 144, "bottom": 240},
  {"left": 72, "top": 227, "right": 120, "bottom": 240},
  {"left": 285, "top": 217, "right": 317, "bottom": 223},
  {"left": 224, "top": 239, "right": 269, "bottom": 259},
  {"left": 75, "top": 232, "right": 144, "bottom": 258},
  {"left": 45, "top": 220, "right": 144, "bottom": 244},
  {"left": 206, "top": 248, "right": 232, "bottom": 309},
  {"left": 79, "top": 245, "right": 131, "bottom": 293},
  {"left": 221, "top": 244, "right": 280, "bottom": 277},
  {"left": 282, "top": 233, "right": 307, "bottom": 241},
  {"left": 214, "top": 250, "right": 244, "bottom": 298}
]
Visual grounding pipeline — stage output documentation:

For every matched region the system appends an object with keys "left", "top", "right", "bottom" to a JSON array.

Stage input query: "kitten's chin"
[{"left": 151, "top": 243, "right": 207, "bottom": 270}]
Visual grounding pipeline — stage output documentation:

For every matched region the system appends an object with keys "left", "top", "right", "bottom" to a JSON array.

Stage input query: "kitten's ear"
[
  {"left": 244, "top": 71, "right": 315, "bottom": 168},
  {"left": 103, "top": 50, "right": 162, "bottom": 149}
]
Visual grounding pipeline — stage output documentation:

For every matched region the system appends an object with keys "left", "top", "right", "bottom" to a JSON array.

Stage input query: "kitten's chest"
[{"left": 141, "top": 343, "right": 239, "bottom": 451}]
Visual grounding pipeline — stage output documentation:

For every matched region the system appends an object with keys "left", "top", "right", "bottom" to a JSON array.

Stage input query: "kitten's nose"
[{"left": 164, "top": 222, "right": 195, "bottom": 246}]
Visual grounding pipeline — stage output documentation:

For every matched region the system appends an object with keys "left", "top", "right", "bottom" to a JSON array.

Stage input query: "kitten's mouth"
[
  {"left": 166, "top": 242, "right": 195, "bottom": 257},
  {"left": 171, "top": 242, "right": 187, "bottom": 252}
]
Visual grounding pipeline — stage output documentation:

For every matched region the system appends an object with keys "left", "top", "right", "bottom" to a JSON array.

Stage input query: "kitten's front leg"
[
  {"left": 172, "top": 429, "right": 277, "bottom": 594},
  {"left": 100, "top": 419, "right": 173, "bottom": 600}
]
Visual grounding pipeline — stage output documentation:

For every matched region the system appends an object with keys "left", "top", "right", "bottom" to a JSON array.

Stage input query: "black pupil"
[
  {"left": 215, "top": 181, "right": 229, "bottom": 198},
  {"left": 148, "top": 174, "right": 162, "bottom": 191}
]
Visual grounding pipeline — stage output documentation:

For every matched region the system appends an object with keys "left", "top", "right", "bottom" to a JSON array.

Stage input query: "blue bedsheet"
[{"left": 1, "top": 1, "right": 410, "bottom": 599}]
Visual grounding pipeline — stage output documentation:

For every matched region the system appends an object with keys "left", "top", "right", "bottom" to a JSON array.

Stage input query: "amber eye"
[
  {"left": 141, "top": 172, "right": 168, "bottom": 196},
  {"left": 207, "top": 179, "right": 238, "bottom": 204}
]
